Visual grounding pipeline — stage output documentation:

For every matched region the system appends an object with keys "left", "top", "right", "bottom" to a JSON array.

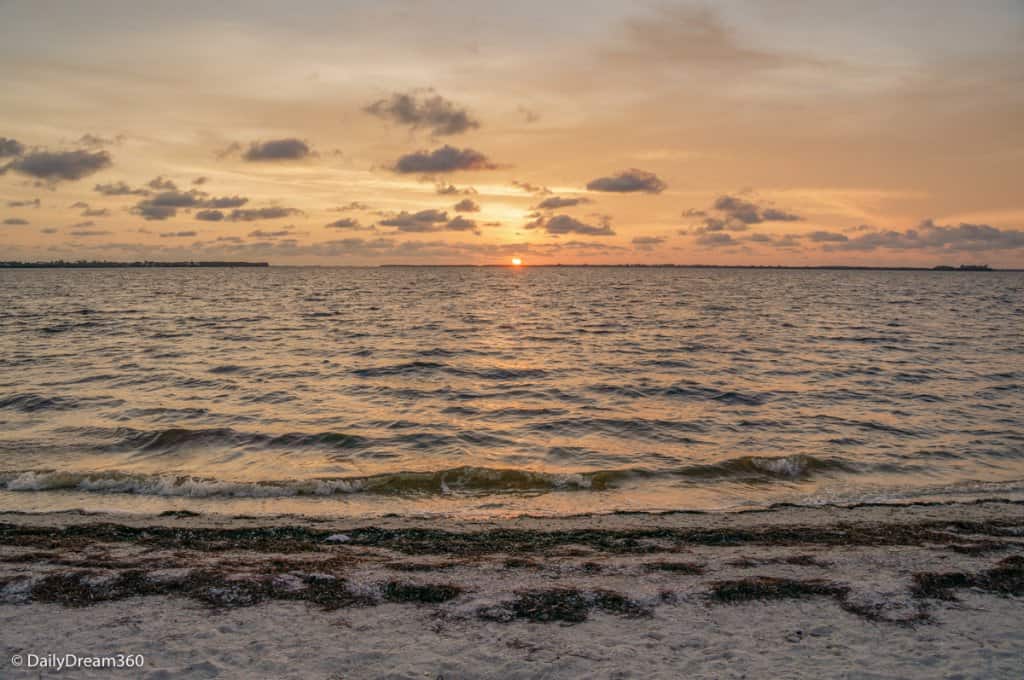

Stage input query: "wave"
[
  {"left": 103, "top": 427, "right": 369, "bottom": 453},
  {"left": 0, "top": 455, "right": 857, "bottom": 499}
]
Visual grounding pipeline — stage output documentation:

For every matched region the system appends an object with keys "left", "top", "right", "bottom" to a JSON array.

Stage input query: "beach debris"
[{"left": 324, "top": 533, "right": 351, "bottom": 543}]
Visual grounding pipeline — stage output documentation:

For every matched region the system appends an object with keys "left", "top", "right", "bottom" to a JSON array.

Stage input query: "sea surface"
[{"left": 0, "top": 267, "right": 1021, "bottom": 518}]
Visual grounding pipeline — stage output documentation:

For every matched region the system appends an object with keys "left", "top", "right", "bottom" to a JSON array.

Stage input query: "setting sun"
[{"left": 511, "top": 257, "right": 523, "bottom": 266}]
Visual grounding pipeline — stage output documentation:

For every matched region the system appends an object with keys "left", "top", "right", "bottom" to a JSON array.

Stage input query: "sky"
[{"left": 1, "top": 0, "right": 1023, "bottom": 266}]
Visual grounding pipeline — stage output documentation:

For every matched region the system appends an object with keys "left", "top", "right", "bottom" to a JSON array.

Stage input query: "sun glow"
[{"left": 511, "top": 257, "right": 523, "bottom": 266}]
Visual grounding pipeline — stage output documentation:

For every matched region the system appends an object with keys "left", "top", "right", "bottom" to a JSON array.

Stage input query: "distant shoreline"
[
  {"left": 1, "top": 261, "right": 1017, "bottom": 271},
  {"left": 0, "top": 261, "right": 269, "bottom": 268}
]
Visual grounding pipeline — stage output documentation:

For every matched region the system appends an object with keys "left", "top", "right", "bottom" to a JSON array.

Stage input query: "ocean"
[{"left": 1, "top": 266, "right": 1021, "bottom": 518}]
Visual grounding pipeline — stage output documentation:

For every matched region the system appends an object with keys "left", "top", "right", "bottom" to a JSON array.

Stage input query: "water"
[{"left": 1, "top": 267, "right": 1021, "bottom": 518}]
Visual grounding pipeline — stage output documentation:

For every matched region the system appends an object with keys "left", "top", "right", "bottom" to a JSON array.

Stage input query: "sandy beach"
[{"left": 2, "top": 500, "right": 1022, "bottom": 678}]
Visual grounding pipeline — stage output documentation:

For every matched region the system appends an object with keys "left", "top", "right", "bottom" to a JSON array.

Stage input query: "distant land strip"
[{"left": 0, "top": 261, "right": 269, "bottom": 268}]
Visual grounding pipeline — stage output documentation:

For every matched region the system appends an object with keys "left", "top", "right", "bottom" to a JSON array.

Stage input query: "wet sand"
[{"left": 2, "top": 500, "right": 1023, "bottom": 678}]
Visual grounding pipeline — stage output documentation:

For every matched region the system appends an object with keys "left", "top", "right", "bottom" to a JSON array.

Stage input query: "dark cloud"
[
  {"left": 68, "top": 229, "right": 110, "bottom": 237},
  {"left": 535, "top": 196, "right": 591, "bottom": 210},
  {"left": 147, "top": 176, "right": 177, "bottom": 190},
  {"left": 333, "top": 201, "right": 371, "bottom": 212},
  {"left": 586, "top": 169, "right": 666, "bottom": 194},
  {"left": 806, "top": 231, "right": 849, "bottom": 243},
  {"left": 3, "top": 149, "right": 112, "bottom": 182},
  {"left": 133, "top": 189, "right": 252, "bottom": 220},
  {"left": 132, "top": 190, "right": 206, "bottom": 220},
  {"left": 529, "top": 214, "right": 616, "bottom": 236},
  {"left": 682, "top": 208, "right": 707, "bottom": 217},
  {"left": 379, "top": 209, "right": 479, "bottom": 234},
  {"left": 695, "top": 232, "right": 737, "bottom": 247},
  {"left": 0, "top": 137, "right": 24, "bottom": 157},
  {"left": 365, "top": 90, "right": 480, "bottom": 136},
  {"left": 76, "top": 133, "right": 123, "bottom": 148},
  {"left": 248, "top": 229, "right": 294, "bottom": 239},
  {"left": 192, "top": 176, "right": 209, "bottom": 185},
  {"left": 435, "top": 182, "right": 476, "bottom": 196},
  {"left": 40, "top": 227, "right": 57, "bottom": 234},
  {"left": 241, "top": 138, "right": 313, "bottom": 162},
  {"left": 512, "top": 180, "right": 551, "bottom": 195},
  {"left": 745, "top": 233, "right": 800, "bottom": 249},
  {"left": 8, "top": 198, "right": 40, "bottom": 208},
  {"left": 94, "top": 181, "right": 148, "bottom": 196},
  {"left": 203, "top": 196, "right": 248, "bottom": 209},
  {"left": 159, "top": 230, "right": 198, "bottom": 238},
  {"left": 454, "top": 198, "right": 480, "bottom": 212},
  {"left": 3, "top": 218, "right": 29, "bottom": 225},
  {"left": 712, "top": 195, "right": 802, "bottom": 224},
  {"left": 391, "top": 145, "right": 497, "bottom": 173},
  {"left": 632, "top": 236, "right": 666, "bottom": 250},
  {"left": 823, "top": 220, "right": 1024, "bottom": 252},
  {"left": 445, "top": 215, "right": 478, "bottom": 233},
  {"left": 325, "top": 217, "right": 373, "bottom": 230},
  {"left": 82, "top": 207, "right": 110, "bottom": 217},
  {"left": 379, "top": 209, "right": 449, "bottom": 230},
  {"left": 226, "top": 207, "right": 301, "bottom": 221}
]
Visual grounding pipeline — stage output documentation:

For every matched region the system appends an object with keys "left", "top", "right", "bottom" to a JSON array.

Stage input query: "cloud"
[
  {"left": 241, "top": 138, "right": 313, "bottom": 162},
  {"left": 632, "top": 236, "right": 665, "bottom": 250},
  {"left": 40, "top": 227, "right": 57, "bottom": 234},
  {"left": 132, "top": 190, "right": 206, "bottom": 220},
  {"left": 0, "top": 137, "right": 24, "bottom": 157},
  {"left": 203, "top": 196, "right": 248, "bottom": 208},
  {"left": 8, "top": 198, "right": 40, "bottom": 208},
  {"left": 806, "top": 231, "right": 849, "bottom": 243},
  {"left": 445, "top": 215, "right": 478, "bottom": 233},
  {"left": 365, "top": 90, "right": 479, "bottom": 136},
  {"left": 609, "top": 6, "right": 824, "bottom": 76},
  {"left": 695, "top": 232, "right": 737, "bottom": 247},
  {"left": 454, "top": 198, "right": 479, "bottom": 212},
  {"left": 379, "top": 209, "right": 449, "bottom": 230},
  {"left": 586, "top": 169, "right": 666, "bottom": 193},
  {"left": 226, "top": 207, "right": 301, "bottom": 221},
  {"left": 82, "top": 207, "right": 110, "bottom": 217},
  {"left": 133, "top": 189, "right": 254, "bottom": 220},
  {"left": 68, "top": 229, "right": 110, "bottom": 237},
  {"left": 333, "top": 201, "right": 371, "bottom": 212},
  {"left": 159, "top": 230, "right": 198, "bottom": 238},
  {"left": 511, "top": 180, "right": 551, "bottom": 195},
  {"left": 248, "top": 229, "right": 294, "bottom": 238},
  {"left": 3, "top": 218, "right": 29, "bottom": 225},
  {"left": 147, "top": 176, "right": 177, "bottom": 190},
  {"left": 3, "top": 149, "right": 112, "bottom": 182},
  {"left": 435, "top": 182, "right": 476, "bottom": 195},
  {"left": 76, "top": 133, "right": 123, "bottom": 148},
  {"left": 745, "top": 233, "right": 800, "bottom": 249},
  {"left": 534, "top": 196, "right": 591, "bottom": 210},
  {"left": 325, "top": 217, "right": 373, "bottom": 231},
  {"left": 518, "top": 106, "right": 540, "bottom": 124},
  {"left": 391, "top": 145, "right": 497, "bottom": 173},
  {"left": 192, "top": 176, "right": 209, "bottom": 185},
  {"left": 94, "top": 181, "right": 148, "bottom": 196},
  {"left": 823, "top": 220, "right": 1024, "bottom": 252},
  {"left": 379, "top": 209, "right": 479, "bottom": 234},
  {"left": 529, "top": 214, "right": 616, "bottom": 236},
  {"left": 713, "top": 195, "right": 801, "bottom": 224}
]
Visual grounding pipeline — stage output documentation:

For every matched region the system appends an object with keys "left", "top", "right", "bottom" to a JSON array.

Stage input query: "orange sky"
[{"left": 1, "top": 1, "right": 1023, "bottom": 266}]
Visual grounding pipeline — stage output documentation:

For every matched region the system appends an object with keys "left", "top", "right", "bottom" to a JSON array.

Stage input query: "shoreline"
[{"left": 2, "top": 499, "right": 1022, "bottom": 677}]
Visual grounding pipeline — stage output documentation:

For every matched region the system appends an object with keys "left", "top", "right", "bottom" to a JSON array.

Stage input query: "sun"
[{"left": 511, "top": 257, "right": 523, "bottom": 266}]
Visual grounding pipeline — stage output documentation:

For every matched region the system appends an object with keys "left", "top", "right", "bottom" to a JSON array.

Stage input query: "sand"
[{"left": 1, "top": 500, "right": 1023, "bottom": 678}]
